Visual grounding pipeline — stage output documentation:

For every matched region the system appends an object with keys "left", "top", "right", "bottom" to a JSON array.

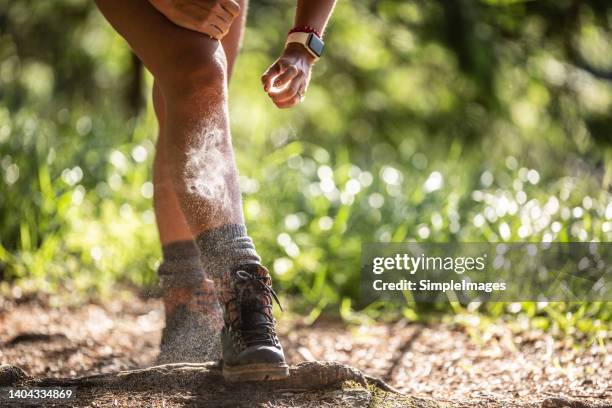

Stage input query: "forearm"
[{"left": 294, "top": 0, "right": 337, "bottom": 36}]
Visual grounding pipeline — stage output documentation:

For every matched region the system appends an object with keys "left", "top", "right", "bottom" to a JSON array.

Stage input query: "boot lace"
[{"left": 229, "top": 269, "right": 282, "bottom": 348}]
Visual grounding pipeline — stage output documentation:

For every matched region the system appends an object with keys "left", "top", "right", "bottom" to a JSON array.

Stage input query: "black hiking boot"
[{"left": 218, "top": 264, "right": 289, "bottom": 382}]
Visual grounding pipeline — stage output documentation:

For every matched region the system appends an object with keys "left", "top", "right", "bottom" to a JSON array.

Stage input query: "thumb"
[{"left": 261, "top": 60, "right": 285, "bottom": 92}]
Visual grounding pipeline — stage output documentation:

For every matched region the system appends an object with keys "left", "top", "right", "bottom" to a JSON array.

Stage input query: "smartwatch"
[{"left": 285, "top": 32, "right": 325, "bottom": 60}]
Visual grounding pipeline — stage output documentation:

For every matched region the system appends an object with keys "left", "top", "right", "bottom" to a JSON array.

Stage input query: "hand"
[
  {"left": 148, "top": 0, "right": 240, "bottom": 40},
  {"left": 261, "top": 43, "right": 316, "bottom": 109}
]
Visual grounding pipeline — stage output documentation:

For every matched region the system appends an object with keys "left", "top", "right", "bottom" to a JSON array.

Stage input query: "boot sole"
[{"left": 222, "top": 362, "right": 290, "bottom": 382}]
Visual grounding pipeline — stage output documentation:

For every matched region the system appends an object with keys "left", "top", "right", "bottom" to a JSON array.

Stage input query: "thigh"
[
  {"left": 95, "top": 0, "right": 224, "bottom": 86},
  {"left": 221, "top": 0, "right": 248, "bottom": 80}
]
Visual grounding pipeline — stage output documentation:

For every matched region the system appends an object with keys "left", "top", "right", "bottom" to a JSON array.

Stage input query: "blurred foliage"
[{"left": 0, "top": 0, "right": 611, "bottom": 336}]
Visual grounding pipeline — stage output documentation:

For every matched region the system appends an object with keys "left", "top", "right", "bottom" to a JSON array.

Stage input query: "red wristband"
[{"left": 288, "top": 25, "right": 322, "bottom": 38}]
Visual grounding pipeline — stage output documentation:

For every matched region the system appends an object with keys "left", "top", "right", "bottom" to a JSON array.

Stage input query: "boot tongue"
[
  {"left": 238, "top": 285, "right": 273, "bottom": 329},
  {"left": 231, "top": 264, "right": 279, "bottom": 346}
]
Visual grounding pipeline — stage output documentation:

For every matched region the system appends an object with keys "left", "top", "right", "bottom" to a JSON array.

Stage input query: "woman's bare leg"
[
  {"left": 152, "top": 81, "right": 223, "bottom": 364},
  {"left": 152, "top": 0, "right": 248, "bottom": 245},
  {"left": 96, "top": 0, "right": 243, "bottom": 235},
  {"left": 106, "top": 0, "right": 249, "bottom": 362},
  {"left": 152, "top": 83, "right": 194, "bottom": 244},
  {"left": 97, "top": 0, "right": 244, "bottom": 361}
]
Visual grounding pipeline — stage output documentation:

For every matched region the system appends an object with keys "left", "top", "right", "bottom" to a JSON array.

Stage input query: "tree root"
[
  {"left": 3, "top": 363, "right": 609, "bottom": 408},
  {"left": 0, "top": 364, "right": 28, "bottom": 386},
  {"left": 21, "top": 361, "right": 377, "bottom": 392},
  {"left": 541, "top": 397, "right": 612, "bottom": 408},
  {"left": 2, "top": 361, "right": 393, "bottom": 393},
  {"left": 1, "top": 361, "right": 445, "bottom": 408}
]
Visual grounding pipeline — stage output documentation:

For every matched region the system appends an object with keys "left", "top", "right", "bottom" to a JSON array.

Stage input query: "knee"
[{"left": 157, "top": 41, "right": 227, "bottom": 101}]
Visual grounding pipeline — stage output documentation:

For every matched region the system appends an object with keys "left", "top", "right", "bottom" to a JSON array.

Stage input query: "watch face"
[{"left": 308, "top": 34, "right": 324, "bottom": 57}]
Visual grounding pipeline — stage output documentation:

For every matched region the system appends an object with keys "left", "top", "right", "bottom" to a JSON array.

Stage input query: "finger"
[
  {"left": 165, "top": 4, "right": 220, "bottom": 36},
  {"left": 201, "top": 23, "right": 224, "bottom": 40},
  {"left": 181, "top": 1, "right": 213, "bottom": 15},
  {"left": 160, "top": 6, "right": 206, "bottom": 32},
  {"left": 178, "top": 2, "right": 214, "bottom": 24},
  {"left": 261, "top": 62, "right": 284, "bottom": 92},
  {"left": 219, "top": 0, "right": 240, "bottom": 17},
  {"left": 212, "top": 4, "right": 234, "bottom": 23},
  {"left": 271, "top": 74, "right": 304, "bottom": 103},
  {"left": 270, "top": 66, "right": 299, "bottom": 90},
  {"left": 209, "top": 14, "right": 231, "bottom": 36}
]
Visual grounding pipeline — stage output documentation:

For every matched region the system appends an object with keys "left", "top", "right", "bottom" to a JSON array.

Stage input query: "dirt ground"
[{"left": 0, "top": 292, "right": 610, "bottom": 407}]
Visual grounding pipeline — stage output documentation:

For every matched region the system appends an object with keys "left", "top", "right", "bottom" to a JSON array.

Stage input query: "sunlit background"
[{"left": 0, "top": 0, "right": 611, "bottom": 338}]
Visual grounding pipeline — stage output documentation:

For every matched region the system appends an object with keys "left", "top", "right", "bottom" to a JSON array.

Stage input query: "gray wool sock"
[
  {"left": 156, "top": 240, "right": 223, "bottom": 364},
  {"left": 196, "top": 224, "right": 261, "bottom": 283},
  {"left": 158, "top": 240, "right": 205, "bottom": 288}
]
